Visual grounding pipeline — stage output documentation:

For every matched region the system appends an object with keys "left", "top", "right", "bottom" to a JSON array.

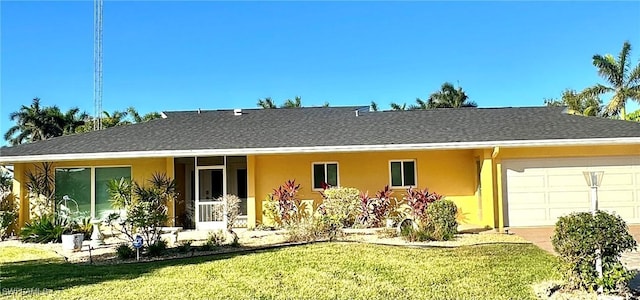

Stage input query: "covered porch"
[{"left": 173, "top": 156, "right": 249, "bottom": 231}]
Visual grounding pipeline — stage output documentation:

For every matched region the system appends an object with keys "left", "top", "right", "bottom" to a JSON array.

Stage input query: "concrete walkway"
[{"left": 510, "top": 225, "right": 640, "bottom": 291}]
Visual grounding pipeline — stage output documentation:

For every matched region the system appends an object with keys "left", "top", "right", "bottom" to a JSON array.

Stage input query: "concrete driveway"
[
  {"left": 510, "top": 225, "right": 640, "bottom": 291},
  {"left": 509, "top": 225, "right": 640, "bottom": 254}
]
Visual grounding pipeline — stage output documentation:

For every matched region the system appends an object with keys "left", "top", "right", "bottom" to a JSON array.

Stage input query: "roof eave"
[{"left": 1, "top": 137, "right": 639, "bottom": 164}]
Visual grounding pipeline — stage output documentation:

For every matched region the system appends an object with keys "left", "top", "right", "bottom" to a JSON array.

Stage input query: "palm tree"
[
  {"left": 101, "top": 110, "right": 130, "bottom": 128},
  {"left": 544, "top": 89, "right": 602, "bottom": 117},
  {"left": 390, "top": 102, "right": 407, "bottom": 111},
  {"left": 582, "top": 41, "right": 640, "bottom": 120},
  {"left": 4, "top": 98, "right": 64, "bottom": 145},
  {"left": 57, "top": 107, "right": 89, "bottom": 134},
  {"left": 127, "top": 107, "right": 161, "bottom": 123},
  {"left": 282, "top": 96, "right": 302, "bottom": 108},
  {"left": 370, "top": 101, "right": 379, "bottom": 112},
  {"left": 427, "top": 82, "right": 477, "bottom": 108},
  {"left": 628, "top": 109, "right": 640, "bottom": 122},
  {"left": 257, "top": 97, "right": 277, "bottom": 109}
]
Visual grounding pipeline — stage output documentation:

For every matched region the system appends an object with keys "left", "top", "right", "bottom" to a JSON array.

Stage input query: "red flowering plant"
[
  {"left": 405, "top": 187, "right": 443, "bottom": 223},
  {"left": 269, "top": 180, "right": 308, "bottom": 226},
  {"left": 357, "top": 185, "right": 395, "bottom": 228}
]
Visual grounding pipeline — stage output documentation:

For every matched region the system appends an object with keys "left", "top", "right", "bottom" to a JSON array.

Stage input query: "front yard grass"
[{"left": 1, "top": 242, "right": 559, "bottom": 299}]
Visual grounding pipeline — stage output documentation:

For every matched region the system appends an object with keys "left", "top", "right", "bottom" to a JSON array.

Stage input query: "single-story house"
[{"left": 1, "top": 106, "right": 639, "bottom": 230}]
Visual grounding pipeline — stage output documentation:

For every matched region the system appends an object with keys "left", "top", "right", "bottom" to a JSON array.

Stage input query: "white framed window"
[
  {"left": 389, "top": 160, "right": 416, "bottom": 188},
  {"left": 312, "top": 162, "right": 339, "bottom": 190},
  {"left": 55, "top": 166, "right": 131, "bottom": 219}
]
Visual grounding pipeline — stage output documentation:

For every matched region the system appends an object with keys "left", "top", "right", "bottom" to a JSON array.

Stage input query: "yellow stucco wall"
[
  {"left": 13, "top": 157, "right": 175, "bottom": 227},
  {"left": 250, "top": 150, "right": 486, "bottom": 227}
]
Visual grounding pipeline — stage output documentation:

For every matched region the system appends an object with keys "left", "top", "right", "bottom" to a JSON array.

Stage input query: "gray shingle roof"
[{"left": 1, "top": 106, "right": 639, "bottom": 158}]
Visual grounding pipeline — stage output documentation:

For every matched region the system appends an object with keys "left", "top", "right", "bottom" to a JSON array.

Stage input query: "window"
[
  {"left": 390, "top": 160, "right": 416, "bottom": 187},
  {"left": 312, "top": 162, "right": 338, "bottom": 189},
  {"left": 55, "top": 166, "right": 131, "bottom": 219}
]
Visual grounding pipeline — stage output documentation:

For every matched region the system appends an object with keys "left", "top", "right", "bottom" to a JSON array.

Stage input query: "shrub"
[
  {"left": 205, "top": 230, "right": 225, "bottom": 249},
  {"left": 405, "top": 187, "right": 442, "bottom": 223},
  {"left": 398, "top": 223, "right": 430, "bottom": 242},
  {"left": 0, "top": 186, "right": 17, "bottom": 240},
  {"left": 176, "top": 240, "right": 193, "bottom": 253},
  {"left": 106, "top": 173, "right": 177, "bottom": 248},
  {"left": 116, "top": 244, "right": 136, "bottom": 259},
  {"left": 220, "top": 194, "right": 241, "bottom": 245},
  {"left": 267, "top": 180, "right": 308, "bottom": 226},
  {"left": 552, "top": 211, "right": 637, "bottom": 293},
  {"left": 76, "top": 217, "right": 94, "bottom": 240},
  {"left": 357, "top": 186, "right": 395, "bottom": 228},
  {"left": 423, "top": 199, "right": 458, "bottom": 241},
  {"left": 320, "top": 186, "right": 360, "bottom": 228},
  {"left": 286, "top": 215, "right": 336, "bottom": 242},
  {"left": 19, "top": 214, "right": 67, "bottom": 243},
  {"left": 146, "top": 239, "right": 168, "bottom": 257},
  {"left": 25, "top": 163, "right": 56, "bottom": 219}
]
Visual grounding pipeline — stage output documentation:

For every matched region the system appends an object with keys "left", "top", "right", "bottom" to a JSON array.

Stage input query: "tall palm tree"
[
  {"left": 4, "top": 98, "right": 63, "bottom": 145},
  {"left": 126, "top": 107, "right": 161, "bottom": 123},
  {"left": 544, "top": 89, "right": 602, "bottom": 117},
  {"left": 582, "top": 41, "right": 640, "bottom": 120},
  {"left": 257, "top": 97, "right": 277, "bottom": 109},
  {"left": 282, "top": 96, "right": 302, "bottom": 108},
  {"left": 427, "top": 82, "right": 477, "bottom": 108}
]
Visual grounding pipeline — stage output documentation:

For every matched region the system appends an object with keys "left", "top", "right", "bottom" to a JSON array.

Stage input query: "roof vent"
[
  {"left": 197, "top": 108, "right": 201, "bottom": 114},
  {"left": 234, "top": 109, "right": 242, "bottom": 116},
  {"left": 355, "top": 110, "right": 359, "bottom": 117}
]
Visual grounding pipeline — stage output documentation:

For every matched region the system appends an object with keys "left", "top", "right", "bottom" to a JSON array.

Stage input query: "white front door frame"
[{"left": 194, "top": 156, "right": 227, "bottom": 230}]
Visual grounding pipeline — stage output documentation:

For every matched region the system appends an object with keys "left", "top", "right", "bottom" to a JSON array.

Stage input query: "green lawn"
[{"left": 0, "top": 242, "right": 559, "bottom": 299}]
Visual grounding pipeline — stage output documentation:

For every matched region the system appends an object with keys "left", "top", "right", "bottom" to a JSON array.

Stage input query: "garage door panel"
[
  {"left": 506, "top": 173, "right": 545, "bottom": 188},
  {"left": 599, "top": 190, "right": 635, "bottom": 202},
  {"left": 548, "top": 191, "right": 589, "bottom": 204},
  {"left": 601, "top": 173, "right": 634, "bottom": 186},
  {"left": 507, "top": 192, "right": 546, "bottom": 206},
  {"left": 504, "top": 156, "right": 640, "bottom": 227},
  {"left": 548, "top": 174, "right": 587, "bottom": 188}
]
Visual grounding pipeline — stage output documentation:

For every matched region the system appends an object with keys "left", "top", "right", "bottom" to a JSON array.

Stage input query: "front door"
[{"left": 195, "top": 167, "right": 226, "bottom": 230}]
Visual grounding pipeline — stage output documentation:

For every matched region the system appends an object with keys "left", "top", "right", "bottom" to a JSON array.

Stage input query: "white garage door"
[{"left": 503, "top": 156, "right": 640, "bottom": 227}]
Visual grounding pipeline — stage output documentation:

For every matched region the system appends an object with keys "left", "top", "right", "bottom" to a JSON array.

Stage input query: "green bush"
[
  {"left": 146, "top": 239, "right": 168, "bottom": 257},
  {"left": 19, "top": 214, "right": 67, "bottom": 243},
  {"left": 176, "top": 240, "right": 193, "bottom": 253},
  {"left": 321, "top": 187, "right": 360, "bottom": 228},
  {"left": 116, "top": 244, "right": 136, "bottom": 259},
  {"left": 106, "top": 173, "right": 177, "bottom": 248},
  {"left": 286, "top": 215, "right": 338, "bottom": 242},
  {"left": 0, "top": 182, "right": 18, "bottom": 240},
  {"left": 423, "top": 199, "right": 458, "bottom": 241},
  {"left": 399, "top": 222, "right": 430, "bottom": 242},
  {"left": 551, "top": 211, "right": 637, "bottom": 293},
  {"left": 201, "top": 230, "right": 225, "bottom": 251}
]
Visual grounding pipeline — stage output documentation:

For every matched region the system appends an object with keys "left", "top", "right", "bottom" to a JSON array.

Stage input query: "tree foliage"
[
  {"left": 544, "top": 89, "right": 602, "bottom": 117},
  {"left": 582, "top": 41, "right": 640, "bottom": 120},
  {"left": 5, "top": 98, "right": 162, "bottom": 144}
]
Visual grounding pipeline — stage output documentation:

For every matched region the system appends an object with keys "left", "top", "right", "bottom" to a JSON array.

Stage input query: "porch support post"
[
  {"left": 166, "top": 157, "right": 175, "bottom": 226},
  {"left": 247, "top": 155, "right": 257, "bottom": 228}
]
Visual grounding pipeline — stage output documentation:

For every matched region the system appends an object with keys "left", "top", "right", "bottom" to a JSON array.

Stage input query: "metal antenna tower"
[{"left": 93, "top": 0, "right": 104, "bottom": 131}]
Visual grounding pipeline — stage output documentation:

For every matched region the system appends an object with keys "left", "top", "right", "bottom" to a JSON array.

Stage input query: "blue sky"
[{"left": 2, "top": 1, "right": 639, "bottom": 136}]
